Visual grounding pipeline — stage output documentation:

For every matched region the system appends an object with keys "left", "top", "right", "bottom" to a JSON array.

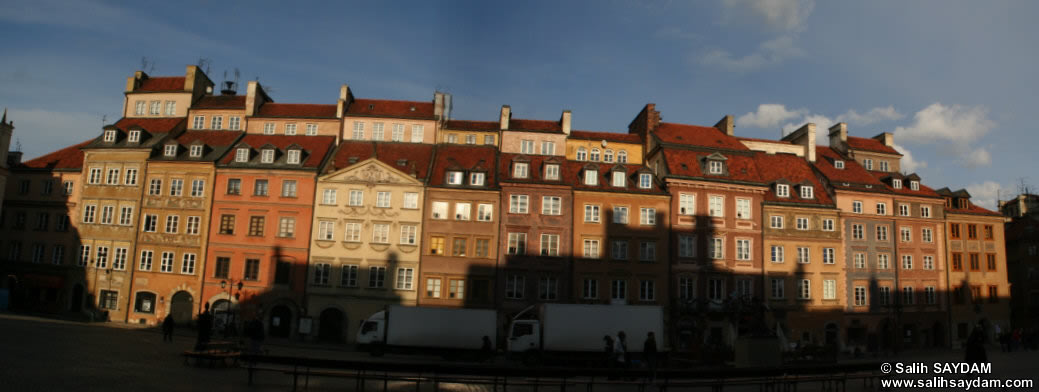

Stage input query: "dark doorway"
[
  {"left": 269, "top": 305, "right": 292, "bottom": 338},
  {"left": 170, "top": 291, "right": 194, "bottom": 324},
  {"left": 824, "top": 323, "right": 839, "bottom": 346},
  {"left": 932, "top": 322, "right": 945, "bottom": 347},
  {"left": 70, "top": 284, "right": 83, "bottom": 312},
  {"left": 212, "top": 299, "right": 232, "bottom": 333},
  {"left": 318, "top": 308, "right": 345, "bottom": 342}
]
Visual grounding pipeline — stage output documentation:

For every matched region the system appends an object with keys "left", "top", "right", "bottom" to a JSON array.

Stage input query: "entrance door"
[
  {"left": 824, "top": 323, "right": 839, "bottom": 346},
  {"left": 318, "top": 308, "right": 345, "bottom": 342},
  {"left": 70, "top": 284, "right": 83, "bottom": 312},
  {"left": 170, "top": 291, "right": 194, "bottom": 324},
  {"left": 269, "top": 305, "right": 292, "bottom": 338}
]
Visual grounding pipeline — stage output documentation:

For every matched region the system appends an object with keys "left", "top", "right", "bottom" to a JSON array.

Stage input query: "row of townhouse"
[{"left": 0, "top": 65, "right": 1009, "bottom": 353}]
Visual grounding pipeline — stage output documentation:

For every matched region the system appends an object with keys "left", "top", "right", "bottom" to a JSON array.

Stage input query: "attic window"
[
  {"left": 368, "top": 104, "right": 375, "bottom": 110},
  {"left": 800, "top": 185, "right": 814, "bottom": 199},
  {"left": 834, "top": 160, "right": 844, "bottom": 169},
  {"left": 409, "top": 106, "right": 416, "bottom": 112},
  {"left": 893, "top": 179, "right": 902, "bottom": 189},
  {"left": 190, "top": 145, "right": 203, "bottom": 158},
  {"left": 776, "top": 184, "right": 790, "bottom": 198},
  {"left": 397, "top": 159, "right": 408, "bottom": 166},
  {"left": 104, "top": 130, "right": 117, "bottom": 142},
  {"left": 611, "top": 171, "right": 626, "bottom": 187},
  {"left": 513, "top": 163, "right": 529, "bottom": 179},
  {"left": 910, "top": 181, "right": 919, "bottom": 191},
  {"left": 544, "top": 164, "right": 560, "bottom": 180},
  {"left": 261, "top": 149, "right": 275, "bottom": 163},
  {"left": 470, "top": 172, "right": 486, "bottom": 186},
  {"left": 347, "top": 157, "right": 359, "bottom": 164},
  {"left": 287, "top": 150, "right": 301, "bottom": 165},
  {"left": 447, "top": 171, "right": 464, "bottom": 185},
  {"left": 235, "top": 148, "right": 249, "bottom": 163},
  {"left": 128, "top": 130, "right": 141, "bottom": 143},
  {"left": 708, "top": 160, "right": 723, "bottom": 175},
  {"left": 638, "top": 173, "right": 652, "bottom": 189},
  {"left": 584, "top": 169, "right": 599, "bottom": 186},
  {"left": 164, "top": 145, "right": 177, "bottom": 157}
]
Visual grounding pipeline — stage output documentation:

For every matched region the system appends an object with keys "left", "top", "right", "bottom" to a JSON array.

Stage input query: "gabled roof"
[
  {"left": 110, "top": 117, "right": 185, "bottom": 134},
  {"left": 508, "top": 119, "right": 563, "bottom": 134},
  {"left": 659, "top": 148, "right": 763, "bottom": 184},
  {"left": 568, "top": 130, "right": 642, "bottom": 144},
  {"left": 153, "top": 131, "right": 243, "bottom": 162},
  {"left": 813, "top": 147, "right": 887, "bottom": 190},
  {"left": 16, "top": 140, "right": 92, "bottom": 170},
  {"left": 429, "top": 145, "right": 498, "bottom": 187},
  {"left": 136, "top": 77, "right": 185, "bottom": 92},
  {"left": 946, "top": 202, "right": 1002, "bottom": 216},
  {"left": 654, "top": 123, "right": 749, "bottom": 151},
  {"left": 256, "top": 103, "right": 337, "bottom": 119},
  {"left": 220, "top": 135, "right": 336, "bottom": 169},
  {"left": 193, "top": 95, "right": 246, "bottom": 109},
  {"left": 444, "top": 120, "right": 500, "bottom": 132},
  {"left": 346, "top": 99, "right": 435, "bottom": 119},
  {"left": 868, "top": 171, "right": 941, "bottom": 198},
  {"left": 328, "top": 141, "right": 435, "bottom": 180},
  {"left": 86, "top": 117, "right": 186, "bottom": 149},
  {"left": 565, "top": 161, "right": 665, "bottom": 194},
  {"left": 498, "top": 153, "right": 568, "bottom": 185},
  {"left": 753, "top": 152, "right": 834, "bottom": 206},
  {"left": 847, "top": 136, "right": 901, "bottom": 155}
]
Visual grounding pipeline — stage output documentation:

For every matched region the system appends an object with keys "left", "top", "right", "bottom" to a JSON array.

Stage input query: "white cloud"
[
  {"left": 965, "top": 181, "right": 1010, "bottom": 210},
  {"left": 894, "top": 103, "right": 996, "bottom": 144},
  {"left": 736, "top": 104, "right": 806, "bottom": 129},
  {"left": 836, "top": 106, "right": 903, "bottom": 125},
  {"left": 722, "top": 0, "right": 815, "bottom": 32},
  {"left": 699, "top": 34, "right": 803, "bottom": 71},
  {"left": 964, "top": 147, "right": 992, "bottom": 168},
  {"left": 891, "top": 142, "right": 927, "bottom": 173}
]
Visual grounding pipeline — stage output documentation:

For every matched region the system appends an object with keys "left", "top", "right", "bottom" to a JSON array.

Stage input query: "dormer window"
[
  {"left": 959, "top": 199, "right": 968, "bottom": 209},
  {"left": 893, "top": 179, "right": 902, "bottom": 189},
  {"left": 800, "top": 185, "right": 814, "bottom": 199},
  {"left": 287, "top": 150, "right": 301, "bottom": 165},
  {"left": 235, "top": 148, "right": 249, "bottom": 163},
  {"left": 639, "top": 173, "right": 652, "bottom": 189},
  {"left": 470, "top": 172, "right": 485, "bottom": 186},
  {"left": 164, "top": 145, "right": 177, "bottom": 157},
  {"left": 447, "top": 171, "right": 464, "bottom": 185},
  {"left": 513, "top": 163, "right": 529, "bottom": 179},
  {"left": 584, "top": 170, "right": 598, "bottom": 186},
  {"left": 834, "top": 160, "right": 844, "bottom": 169},
  {"left": 190, "top": 145, "right": 203, "bottom": 158},
  {"left": 910, "top": 181, "right": 919, "bottom": 191},
  {"left": 544, "top": 164, "right": 559, "bottom": 180},
  {"left": 103, "top": 130, "right": 117, "bottom": 142},
  {"left": 128, "top": 130, "right": 141, "bottom": 143},
  {"left": 776, "top": 184, "right": 790, "bottom": 198},
  {"left": 611, "top": 171, "right": 626, "bottom": 187},
  {"left": 261, "top": 149, "right": 275, "bottom": 164},
  {"left": 576, "top": 147, "right": 587, "bottom": 161},
  {"left": 709, "top": 161, "right": 723, "bottom": 174}
]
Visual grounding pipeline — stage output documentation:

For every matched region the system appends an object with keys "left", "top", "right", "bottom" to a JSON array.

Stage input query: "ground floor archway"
[
  {"left": 318, "top": 308, "right": 345, "bottom": 342},
  {"left": 170, "top": 291, "right": 194, "bottom": 324},
  {"left": 269, "top": 305, "right": 293, "bottom": 338}
]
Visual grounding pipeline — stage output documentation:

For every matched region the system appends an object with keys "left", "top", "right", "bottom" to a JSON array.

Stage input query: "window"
[
  {"left": 709, "top": 237, "right": 723, "bottom": 259},
  {"left": 854, "top": 286, "right": 867, "bottom": 306},
  {"left": 505, "top": 275, "right": 524, "bottom": 299},
  {"left": 376, "top": 191, "right": 391, "bottom": 208},
  {"left": 771, "top": 245, "right": 785, "bottom": 263},
  {"left": 796, "top": 217, "right": 809, "bottom": 230},
  {"left": 736, "top": 239, "right": 750, "bottom": 261},
  {"left": 735, "top": 198, "right": 751, "bottom": 220},
  {"left": 702, "top": 196, "right": 725, "bottom": 219},
  {"left": 983, "top": 225, "right": 994, "bottom": 240},
  {"left": 834, "top": 160, "right": 844, "bottom": 169},
  {"left": 708, "top": 160, "right": 723, "bottom": 174},
  {"left": 56, "top": 215, "right": 70, "bottom": 232},
  {"left": 583, "top": 239, "right": 600, "bottom": 258},
  {"left": 640, "top": 241, "right": 657, "bottom": 261},
  {"left": 106, "top": 169, "right": 120, "bottom": 185},
  {"left": 924, "top": 255, "right": 935, "bottom": 270},
  {"left": 618, "top": 151, "right": 628, "bottom": 163},
  {"left": 411, "top": 125, "right": 424, "bottom": 142},
  {"left": 708, "top": 279, "right": 724, "bottom": 300},
  {"left": 263, "top": 123, "right": 275, "bottom": 135},
  {"left": 768, "top": 216, "right": 784, "bottom": 229},
  {"left": 123, "top": 169, "right": 138, "bottom": 186},
  {"left": 465, "top": 135, "right": 476, "bottom": 145},
  {"left": 822, "top": 218, "right": 834, "bottom": 231},
  {"left": 125, "top": 130, "right": 141, "bottom": 144},
  {"left": 969, "top": 253, "right": 980, "bottom": 270},
  {"left": 452, "top": 203, "right": 472, "bottom": 221},
  {"left": 235, "top": 148, "right": 249, "bottom": 162},
  {"left": 261, "top": 149, "right": 275, "bottom": 163},
  {"left": 248, "top": 216, "right": 264, "bottom": 236},
  {"left": 99, "top": 290, "right": 119, "bottom": 310},
  {"left": 590, "top": 149, "right": 600, "bottom": 161},
  {"left": 513, "top": 162, "right": 529, "bottom": 178},
  {"left": 823, "top": 280, "right": 836, "bottom": 300},
  {"left": 851, "top": 224, "right": 863, "bottom": 240},
  {"left": 900, "top": 204, "right": 910, "bottom": 216},
  {"left": 396, "top": 268, "right": 414, "bottom": 290},
  {"left": 926, "top": 286, "right": 937, "bottom": 305},
  {"left": 584, "top": 204, "right": 601, "bottom": 223},
  {"left": 432, "top": 201, "right": 448, "bottom": 219},
  {"left": 181, "top": 253, "right": 196, "bottom": 275},
  {"left": 165, "top": 215, "right": 179, "bottom": 233},
  {"left": 207, "top": 115, "right": 222, "bottom": 130},
  {"left": 876, "top": 226, "right": 888, "bottom": 241},
  {"left": 638, "top": 173, "right": 652, "bottom": 189},
  {"left": 31, "top": 244, "right": 44, "bottom": 263},
  {"left": 520, "top": 140, "right": 534, "bottom": 154},
  {"left": 893, "top": 179, "right": 902, "bottom": 189},
  {"left": 864, "top": 159, "right": 873, "bottom": 170},
  {"left": 544, "top": 164, "right": 560, "bottom": 180},
  {"left": 310, "top": 264, "right": 331, "bottom": 285},
  {"left": 344, "top": 222, "right": 361, "bottom": 242},
  {"left": 135, "top": 101, "right": 146, "bottom": 115},
  {"left": 640, "top": 280, "right": 655, "bottom": 301},
  {"left": 798, "top": 279, "right": 811, "bottom": 299},
  {"left": 988, "top": 286, "right": 998, "bottom": 303},
  {"left": 400, "top": 225, "right": 417, "bottom": 245},
  {"left": 583, "top": 279, "right": 599, "bottom": 299},
  {"left": 604, "top": 149, "right": 614, "bottom": 163},
  {"left": 425, "top": 278, "right": 442, "bottom": 298},
  {"left": 306, "top": 123, "right": 318, "bottom": 136},
  {"left": 244, "top": 259, "right": 260, "bottom": 280},
  {"left": 143, "top": 214, "right": 158, "bottom": 232},
  {"left": 475, "top": 239, "right": 490, "bottom": 258},
  {"left": 284, "top": 123, "right": 297, "bottom": 135},
  {"left": 880, "top": 161, "right": 889, "bottom": 172},
  {"left": 797, "top": 247, "right": 810, "bottom": 264},
  {"left": 321, "top": 189, "right": 337, "bottom": 205},
  {"left": 169, "top": 179, "right": 183, "bottom": 196},
  {"left": 484, "top": 135, "right": 495, "bottom": 145},
  {"left": 164, "top": 145, "right": 177, "bottom": 157},
  {"left": 219, "top": 215, "right": 234, "bottom": 235},
  {"left": 910, "top": 181, "right": 920, "bottom": 191},
  {"left": 674, "top": 235, "right": 694, "bottom": 258},
  {"left": 776, "top": 184, "right": 790, "bottom": 198},
  {"left": 921, "top": 206, "right": 931, "bottom": 218},
  {"left": 852, "top": 201, "right": 862, "bottom": 213},
  {"left": 902, "top": 286, "right": 915, "bottom": 305},
  {"left": 368, "top": 266, "right": 386, "bottom": 288},
  {"left": 877, "top": 254, "right": 890, "bottom": 269},
  {"left": 470, "top": 172, "right": 486, "bottom": 186},
  {"left": 678, "top": 277, "right": 694, "bottom": 300},
  {"left": 139, "top": 251, "right": 154, "bottom": 272},
  {"left": 403, "top": 193, "right": 419, "bottom": 209},
  {"left": 823, "top": 248, "right": 835, "bottom": 264},
  {"left": 902, "top": 255, "right": 913, "bottom": 269},
  {"left": 446, "top": 171, "right": 463, "bottom": 185},
  {"left": 576, "top": 147, "right": 587, "bottom": 161},
  {"left": 539, "top": 277, "right": 558, "bottom": 300},
  {"left": 950, "top": 223, "right": 961, "bottom": 239},
  {"left": 287, "top": 150, "right": 301, "bottom": 164},
  {"left": 186, "top": 216, "right": 201, "bottom": 235},
  {"left": 78, "top": 245, "right": 90, "bottom": 267},
  {"left": 613, "top": 206, "right": 629, "bottom": 224},
  {"left": 878, "top": 287, "right": 891, "bottom": 306},
  {"left": 187, "top": 145, "right": 204, "bottom": 158},
  {"left": 277, "top": 217, "right": 295, "bottom": 238},
  {"left": 341, "top": 265, "right": 358, "bottom": 287},
  {"left": 584, "top": 170, "right": 598, "bottom": 186},
  {"left": 509, "top": 195, "right": 529, "bottom": 214},
  {"left": 612, "top": 280, "right": 628, "bottom": 300},
  {"left": 986, "top": 254, "right": 997, "bottom": 271},
  {"left": 82, "top": 205, "right": 96, "bottom": 223},
  {"left": 612, "top": 171, "right": 626, "bottom": 187},
  {"left": 901, "top": 227, "right": 912, "bottom": 242},
  {"left": 477, "top": 204, "right": 494, "bottom": 222},
  {"left": 63, "top": 181, "right": 74, "bottom": 196},
  {"left": 348, "top": 190, "right": 362, "bottom": 206},
  {"left": 391, "top": 124, "right": 405, "bottom": 141},
  {"left": 103, "top": 130, "right": 116, "bottom": 142},
  {"left": 34, "top": 213, "right": 49, "bottom": 230},
  {"left": 88, "top": 168, "right": 103, "bottom": 184},
  {"left": 372, "top": 224, "right": 390, "bottom": 243},
  {"left": 612, "top": 241, "right": 629, "bottom": 260},
  {"left": 190, "top": 179, "right": 205, "bottom": 197},
  {"left": 800, "top": 186, "right": 813, "bottom": 199},
  {"left": 876, "top": 203, "right": 886, "bottom": 215},
  {"left": 640, "top": 208, "right": 656, "bottom": 226},
  {"left": 160, "top": 252, "right": 174, "bottom": 273},
  {"left": 429, "top": 236, "right": 445, "bottom": 255},
  {"left": 228, "top": 116, "right": 241, "bottom": 130},
  {"left": 507, "top": 233, "right": 527, "bottom": 255}
]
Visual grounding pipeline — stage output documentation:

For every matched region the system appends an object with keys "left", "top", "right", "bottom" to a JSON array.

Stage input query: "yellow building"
[
  {"left": 565, "top": 129, "right": 643, "bottom": 165},
  {"left": 438, "top": 120, "right": 500, "bottom": 147}
]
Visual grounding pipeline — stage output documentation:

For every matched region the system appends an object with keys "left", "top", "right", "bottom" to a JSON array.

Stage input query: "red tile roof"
[
  {"left": 111, "top": 117, "right": 186, "bottom": 134},
  {"left": 346, "top": 99, "right": 434, "bottom": 119},
  {"left": 444, "top": 120, "right": 500, "bottom": 132},
  {"left": 868, "top": 172, "right": 942, "bottom": 198},
  {"left": 175, "top": 131, "right": 242, "bottom": 147},
  {"left": 256, "top": 103, "right": 337, "bottom": 118},
  {"left": 565, "top": 161, "right": 664, "bottom": 194},
  {"left": 847, "top": 136, "right": 901, "bottom": 155},
  {"left": 329, "top": 142, "right": 435, "bottom": 180},
  {"left": 753, "top": 152, "right": 834, "bottom": 206},
  {"left": 223, "top": 135, "right": 336, "bottom": 169},
  {"left": 568, "top": 130, "right": 642, "bottom": 144},
  {"left": 136, "top": 77, "right": 185, "bottom": 92},
  {"left": 813, "top": 147, "right": 887, "bottom": 188},
  {"left": 736, "top": 136, "right": 793, "bottom": 144},
  {"left": 945, "top": 203, "right": 1002, "bottom": 216},
  {"left": 498, "top": 153, "right": 568, "bottom": 185},
  {"left": 654, "top": 123, "right": 749, "bottom": 151},
  {"left": 429, "top": 145, "right": 498, "bottom": 187},
  {"left": 193, "top": 95, "right": 246, "bottom": 109},
  {"left": 660, "top": 148, "right": 762, "bottom": 184},
  {"left": 18, "top": 140, "right": 92, "bottom": 170},
  {"left": 508, "top": 119, "right": 562, "bottom": 133}
]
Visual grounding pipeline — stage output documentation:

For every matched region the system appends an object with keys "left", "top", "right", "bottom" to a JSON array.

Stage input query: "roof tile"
[
  {"left": 193, "top": 95, "right": 246, "bottom": 109},
  {"left": 346, "top": 99, "right": 434, "bottom": 119},
  {"left": 256, "top": 103, "right": 337, "bottom": 118},
  {"left": 222, "top": 135, "right": 336, "bottom": 169},
  {"left": 654, "top": 123, "right": 749, "bottom": 151},
  {"left": 136, "top": 77, "right": 185, "bottom": 92},
  {"left": 429, "top": 145, "right": 498, "bottom": 187},
  {"left": 329, "top": 141, "right": 435, "bottom": 180},
  {"left": 847, "top": 136, "right": 901, "bottom": 155},
  {"left": 18, "top": 140, "right": 92, "bottom": 170},
  {"left": 568, "top": 130, "right": 642, "bottom": 144}
]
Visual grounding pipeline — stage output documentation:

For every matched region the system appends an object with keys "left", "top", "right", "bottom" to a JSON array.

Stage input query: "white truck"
[
  {"left": 507, "top": 303, "right": 666, "bottom": 365},
  {"left": 355, "top": 305, "right": 497, "bottom": 357}
]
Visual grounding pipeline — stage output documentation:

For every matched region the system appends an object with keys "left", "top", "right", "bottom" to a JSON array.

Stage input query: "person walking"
[
  {"left": 644, "top": 332, "right": 658, "bottom": 378},
  {"left": 162, "top": 313, "right": 175, "bottom": 343},
  {"left": 245, "top": 315, "right": 265, "bottom": 355},
  {"left": 964, "top": 323, "right": 987, "bottom": 364},
  {"left": 481, "top": 335, "right": 494, "bottom": 363},
  {"left": 615, "top": 331, "right": 629, "bottom": 369},
  {"left": 195, "top": 303, "right": 213, "bottom": 351}
]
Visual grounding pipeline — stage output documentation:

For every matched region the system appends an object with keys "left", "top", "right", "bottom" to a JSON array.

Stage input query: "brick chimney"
[
  {"left": 125, "top": 71, "right": 148, "bottom": 93},
  {"left": 499, "top": 105, "right": 511, "bottom": 130},
  {"left": 714, "top": 114, "right": 734, "bottom": 136},
  {"left": 561, "top": 110, "right": 572, "bottom": 135},
  {"left": 337, "top": 84, "right": 354, "bottom": 118},
  {"left": 246, "top": 81, "right": 272, "bottom": 117},
  {"left": 781, "top": 123, "right": 817, "bottom": 162},
  {"left": 627, "top": 103, "right": 661, "bottom": 136},
  {"left": 873, "top": 132, "right": 894, "bottom": 147},
  {"left": 434, "top": 92, "right": 445, "bottom": 121},
  {"left": 828, "top": 122, "right": 848, "bottom": 153}
]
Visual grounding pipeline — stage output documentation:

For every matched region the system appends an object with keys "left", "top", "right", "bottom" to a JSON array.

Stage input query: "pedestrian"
[
  {"left": 195, "top": 302, "right": 213, "bottom": 351},
  {"left": 603, "top": 335, "right": 615, "bottom": 370},
  {"left": 615, "top": 331, "right": 628, "bottom": 369},
  {"left": 481, "top": 335, "right": 494, "bottom": 363},
  {"left": 644, "top": 332, "right": 658, "bottom": 375},
  {"left": 162, "top": 313, "right": 175, "bottom": 343},
  {"left": 246, "top": 315, "right": 265, "bottom": 355},
  {"left": 964, "top": 324, "right": 987, "bottom": 364}
]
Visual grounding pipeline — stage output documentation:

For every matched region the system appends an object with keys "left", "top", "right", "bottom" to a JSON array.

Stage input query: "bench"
[{"left": 183, "top": 349, "right": 242, "bottom": 367}]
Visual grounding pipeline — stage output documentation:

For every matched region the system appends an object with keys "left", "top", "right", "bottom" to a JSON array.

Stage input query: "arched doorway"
[
  {"left": 70, "top": 284, "right": 83, "bottom": 312},
  {"left": 318, "top": 308, "right": 345, "bottom": 342},
  {"left": 269, "top": 305, "right": 292, "bottom": 338},
  {"left": 212, "top": 299, "right": 233, "bottom": 335},
  {"left": 170, "top": 291, "right": 194, "bottom": 324}
]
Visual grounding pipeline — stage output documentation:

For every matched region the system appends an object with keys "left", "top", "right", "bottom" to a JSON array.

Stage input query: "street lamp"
[{"left": 220, "top": 279, "right": 244, "bottom": 337}]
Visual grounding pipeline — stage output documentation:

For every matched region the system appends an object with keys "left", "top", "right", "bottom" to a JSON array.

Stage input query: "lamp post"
[{"left": 220, "top": 279, "right": 244, "bottom": 337}]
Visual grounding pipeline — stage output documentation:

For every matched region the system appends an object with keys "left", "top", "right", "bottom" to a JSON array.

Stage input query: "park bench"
[{"left": 182, "top": 340, "right": 242, "bottom": 367}]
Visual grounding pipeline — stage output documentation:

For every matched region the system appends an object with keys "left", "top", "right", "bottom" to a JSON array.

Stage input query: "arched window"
[
  {"left": 576, "top": 147, "right": 587, "bottom": 161},
  {"left": 604, "top": 149, "right": 614, "bottom": 163},
  {"left": 618, "top": 150, "right": 628, "bottom": 163},
  {"left": 590, "top": 148, "right": 601, "bottom": 161}
]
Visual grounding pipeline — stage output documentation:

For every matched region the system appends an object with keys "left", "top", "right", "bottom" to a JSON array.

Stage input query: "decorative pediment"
[
  {"left": 321, "top": 158, "right": 423, "bottom": 185},
  {"left": 705, "top": 152, "right": 728, "bottom": 161}
]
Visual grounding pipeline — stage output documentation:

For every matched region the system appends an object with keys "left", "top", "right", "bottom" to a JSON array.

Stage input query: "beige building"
[
  {"left": 341, "top": 86, "right": 446, "bottom": 144},
  {"left": 307, "top": 141, "right": 434, "bottom": 343}
]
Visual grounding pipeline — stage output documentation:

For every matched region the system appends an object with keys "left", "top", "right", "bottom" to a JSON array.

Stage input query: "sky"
[{"left": 1, "top": 0, "right": 1036, "bottom": 209}]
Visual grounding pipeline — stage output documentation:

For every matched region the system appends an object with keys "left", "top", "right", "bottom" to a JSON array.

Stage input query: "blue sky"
[{"left": 1, "top": 0, "right": 1035, "bottom": 209}]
